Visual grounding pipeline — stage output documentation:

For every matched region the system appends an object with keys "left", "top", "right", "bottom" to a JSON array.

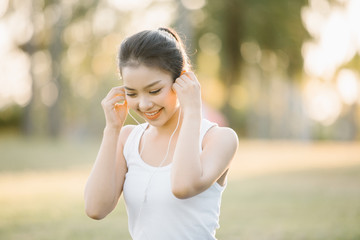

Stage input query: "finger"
[
  {"left": 172, "top": 82, "right": 180, "bottom": 93},
  {"left": 179, "top": 71, "right": 197, "bottom": 84},
  {"left": 106, "top": 86, "right": 125, "bottom": 98},
  {"left": 112, "top": 85, "right": 125, "bottom": 90},
  {"left": 176, "top": 76, "right": 197, "bottom": 90},
  {"left": 185, "top": 72, "right": 198, "bottom": 82},
  {"left": 183, "top": 72, "right": 201, "bottom": 88},
  {"left": 103, "top": 95, "right": 125, "bottom": 108},
  {"left": 105, "top": 92, "right": 124, "bottom": 104},
  {"left": 112, "top": 95, "right": 126, "bottom": 104},
  {"left": 175, "top": 78, "right": 186, "bottom": 86},
  {"left": 112, "top": 87, "right": 126, "bottom": 96},
  {"left": 112, "top": 93, "right": 126, "bottom": 99},
  {"left": 182, "top": 73, "right": 196, "bottom": 83},
  {"left": 115, "top": 100, "right": 127, "bottom": 109}
]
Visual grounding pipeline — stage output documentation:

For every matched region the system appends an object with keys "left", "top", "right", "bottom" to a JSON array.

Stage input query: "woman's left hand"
[{"left": 172, "top": 71, "right": 202, "bottom": 114}]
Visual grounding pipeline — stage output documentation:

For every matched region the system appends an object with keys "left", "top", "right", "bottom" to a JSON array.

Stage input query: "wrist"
[
  {"left": 182, "top": 108, "right": 202, "bottom": 122},
  {"left": 104, "top": 126, "right": 121, "bottom": 134},
  {"left": 182, "top": 103, "right": 201, "bottom": 115}
]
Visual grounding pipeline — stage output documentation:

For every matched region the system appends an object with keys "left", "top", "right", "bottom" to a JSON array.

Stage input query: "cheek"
[
  {"left": 125, "top": 97, "right": 137, "bottom": 109},
  {"left": 162, "top": 87, "right": 176, "bottom": 99},
  {"left": 164, "top": 90, "right": 178, "bottom": 107}
]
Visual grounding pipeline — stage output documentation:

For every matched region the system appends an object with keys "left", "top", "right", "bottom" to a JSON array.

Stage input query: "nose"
[{"left": 138, "top": 96, "right": 153, "bottom": 111}]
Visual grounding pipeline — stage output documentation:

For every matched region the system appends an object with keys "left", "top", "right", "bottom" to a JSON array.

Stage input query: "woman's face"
[{"left": 122, "top": 64, "right": 179, "bottom": 127}]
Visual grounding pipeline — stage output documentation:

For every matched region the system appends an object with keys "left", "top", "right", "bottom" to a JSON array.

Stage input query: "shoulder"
[
  {"left": 121, "top": 124, "right": 137, "bottom": 135},
  {"left": 119, "top": 124, "right": 136, "bottom": 145},
  {"left": 203, "top": 125, "right": 239, "bottom": 153}
]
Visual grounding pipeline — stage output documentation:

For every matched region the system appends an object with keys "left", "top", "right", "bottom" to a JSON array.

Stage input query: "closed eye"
[
  {"left": 150, "top": 89, "right": 161, "bottom": 94},
  {"left": 126, "top": 92, "right": 137, "bottom": 97}
]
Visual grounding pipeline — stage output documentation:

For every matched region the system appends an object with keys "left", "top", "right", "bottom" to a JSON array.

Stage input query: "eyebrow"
[{"left": 124, "top": 80, "right": 162, "bottom": 91}]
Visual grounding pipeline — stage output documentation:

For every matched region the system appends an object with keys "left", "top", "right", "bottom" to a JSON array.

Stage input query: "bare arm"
[
  {"left": 171, "top": 119, "right": 238, "bottom": 199},
  {"left": 84, "top": 126, "right": 133, "bottom": 219},
  {"left": 84, "top": 86, "right": 130, "bottom": 219},
  {"left": 171, "top": 72, "right": 238, "bottom": 199}
]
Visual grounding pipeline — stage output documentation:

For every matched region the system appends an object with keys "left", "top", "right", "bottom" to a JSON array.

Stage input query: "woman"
[{"left": 84, "top": 27, "right": 238, "bottom": 239}]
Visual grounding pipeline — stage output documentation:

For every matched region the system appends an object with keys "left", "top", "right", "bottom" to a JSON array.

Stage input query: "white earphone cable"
[
  {"left": 130, "top": 108, "right": 182, "bottom": 237},
  {"left": 142, "top": 107, "right": 181, "bottom": 202}
]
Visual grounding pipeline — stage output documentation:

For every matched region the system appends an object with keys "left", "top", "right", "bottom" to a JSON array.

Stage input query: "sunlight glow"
[
  {"left": 0, "top": 22, "right": 13, "bottom": 52},
  {"left": 336, "top": 69, "right": 359, "bottom": 105},
  {"left": 0, "top": 49, "right": 32, "bottom": 109},
  {"left": 301, "top": 0, "right": 330, "bottom": 39},
  {"left": 181, "top": 0, "right": 206, "bottom": 10},
  {"left": 0, "top": 2, "right": 33, "bottom": 110},
  {"left": 304, "top": 79, "right": 342, "bottom": 126},
  {"left": 0, "top": 0, "right": 9, "bottom": 17},
  {"left": 7, "top": 10, "right": 33, "bottom": 45},
  {"left": 0, "top": 0, "right": 179, "bottom": 110},
  {"left": 347, "top": 0, "right": 360, "bottom": 53},
  {"left": 92, "top": 7, "right": 117, "bottom": 36},
  {"left": 301, "top": 0, "right": 360, "bottom": 80},
  {"left": 107, "top": 0, "right": 152, "bottom": 12},
  {"left": 301, "top": 0, "right": 360, "bottom": 125},
  {"left": 125, "top": 3, "right": 176, "bottom": 33}
]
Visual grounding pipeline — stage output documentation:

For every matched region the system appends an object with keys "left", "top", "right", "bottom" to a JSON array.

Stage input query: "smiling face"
[{"left": 122, "top": 64, "right": 180, "bottom": 127}]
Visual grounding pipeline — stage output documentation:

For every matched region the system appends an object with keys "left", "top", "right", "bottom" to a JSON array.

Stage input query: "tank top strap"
[
  {"left": 199, "top": 119, "right": 218, "bottom": 152},
  {"left": 124, "top": 119, "right": 215, "bottom": 159},
  {"left": 123, "top": 123, "right": 148, "bottom": 162}
]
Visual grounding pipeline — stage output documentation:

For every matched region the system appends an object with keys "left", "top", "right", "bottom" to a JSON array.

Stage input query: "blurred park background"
[{"left": 1, "top": 0, "right": 360, "bottom": 239}]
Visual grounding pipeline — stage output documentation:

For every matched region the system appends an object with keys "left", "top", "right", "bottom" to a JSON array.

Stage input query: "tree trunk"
[
  {"left": 47, "top": 4, "right": 64, "bottom": 138},
  {"left": 221, "top": 0, "right": 243, "bottom": 129},
  {"left": 21, "top": 3, "right": 35, "bottom": 137}
]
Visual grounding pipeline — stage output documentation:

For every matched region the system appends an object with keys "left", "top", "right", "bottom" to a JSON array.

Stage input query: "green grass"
[
  {"left": 1, "top": 134, "right": 360, "bottom": 239},
  {"left": 0, "top": 134, "right": 99, "bottom": 172},
  {"left": 217, "top": 168, "right": 360, "bottom": 240}
]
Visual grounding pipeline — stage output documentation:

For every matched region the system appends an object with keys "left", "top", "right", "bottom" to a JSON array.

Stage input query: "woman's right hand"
[{"left": 101, "top": 86, "right": 128, "bottom": 130}]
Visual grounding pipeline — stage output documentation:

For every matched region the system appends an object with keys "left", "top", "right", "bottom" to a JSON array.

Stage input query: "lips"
[{"left": 143, "top": 108, "right": 163, "bottom": 120}]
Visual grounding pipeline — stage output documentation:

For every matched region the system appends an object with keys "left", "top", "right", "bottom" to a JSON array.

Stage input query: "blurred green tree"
[
  {"left": 20, "top": 0, "right": 100, "bottom": 137},
  {"left": 196, "top": 0, "right": 309, "bottom": 132}
]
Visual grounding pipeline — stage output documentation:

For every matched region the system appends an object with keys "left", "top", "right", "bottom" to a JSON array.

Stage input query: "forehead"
[{"left": 122, "top": 65, "right": 172, "bottom": 88}]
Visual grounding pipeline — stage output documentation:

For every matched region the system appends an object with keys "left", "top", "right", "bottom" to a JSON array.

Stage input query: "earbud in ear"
[{"left": 181, "top": 70, "right": 186, "bottom": 76}]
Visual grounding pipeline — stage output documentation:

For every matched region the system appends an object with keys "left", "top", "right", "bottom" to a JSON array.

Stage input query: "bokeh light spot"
[
  {"left": 240, "top": 41, "right": 261, "bottom": 64},
  {"left": 41, "top": 82, "right": 58, "bottom": 107},
  {"left": 199, "top": 32, "right": 222, "bottom": 55},
  {"left": 181, "top": 0, "right": 206, "bottom": 10},
  {"left": 336, "top": 69, "right": 359, "bottom": 105},
  {"left": 304, "top": 79, "right": 342, "bottom": 125}
]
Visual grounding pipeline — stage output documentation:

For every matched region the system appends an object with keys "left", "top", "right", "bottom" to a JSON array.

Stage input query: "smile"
[{"left": 143, "top": 108, "right": 162, "bottom": 120}]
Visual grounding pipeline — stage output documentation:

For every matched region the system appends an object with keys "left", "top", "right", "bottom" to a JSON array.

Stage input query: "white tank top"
[{"left": 122, "top": 119, "right": 226, "bottom": 240}]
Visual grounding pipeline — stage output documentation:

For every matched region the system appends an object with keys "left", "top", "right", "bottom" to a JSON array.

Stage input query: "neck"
[{"left": 149, "top": 107, "right": 182, "bottom": 136}]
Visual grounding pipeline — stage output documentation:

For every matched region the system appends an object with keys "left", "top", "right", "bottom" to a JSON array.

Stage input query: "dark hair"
[{"left": 118, "top": 27, "right": 191, "bottom": 81}]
